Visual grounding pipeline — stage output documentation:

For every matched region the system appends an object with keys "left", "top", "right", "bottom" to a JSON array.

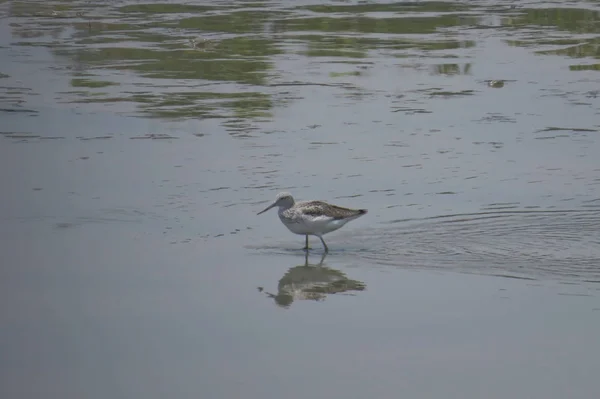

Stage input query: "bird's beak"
[{"left": 257, "top": 202, "right": 276, "bottom": 215}]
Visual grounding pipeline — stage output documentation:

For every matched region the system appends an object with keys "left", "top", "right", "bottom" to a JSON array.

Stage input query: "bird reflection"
[{"left": 258, "top": 252, "right": 366, "bottom": 308}]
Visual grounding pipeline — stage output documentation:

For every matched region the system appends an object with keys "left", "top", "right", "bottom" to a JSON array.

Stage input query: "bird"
[{"left": 257, "top": 192, "right": 367, "bottom": 252}]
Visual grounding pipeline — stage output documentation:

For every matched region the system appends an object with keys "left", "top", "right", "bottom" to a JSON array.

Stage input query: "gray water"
[{"left": 1, "top": 1, "right": 600, "bottom": 398}]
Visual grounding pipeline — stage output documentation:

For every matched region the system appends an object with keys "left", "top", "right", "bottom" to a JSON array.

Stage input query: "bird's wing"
[{"left": 298, "top": 201, "right": 362, "bottom": 220}]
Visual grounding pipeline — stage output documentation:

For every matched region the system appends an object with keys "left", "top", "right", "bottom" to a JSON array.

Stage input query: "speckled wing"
[{"left": 298, "top": 201, "right": 367, "bottom": 220}]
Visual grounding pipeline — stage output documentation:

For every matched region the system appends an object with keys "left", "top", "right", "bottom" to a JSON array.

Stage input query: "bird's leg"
[
  {"left": 302, "top": 234, "right": 310, "bottom": 250},
  {"left": 318, "top": 236, "right": 329, "bottom": 253},
  {"left": 317, "top": 251, "right": 327, "bottom": 267}
]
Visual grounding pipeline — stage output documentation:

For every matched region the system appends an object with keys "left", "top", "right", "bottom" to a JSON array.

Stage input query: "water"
[{"left": 1, "top": 1, "right": 600, "bottom": 398}]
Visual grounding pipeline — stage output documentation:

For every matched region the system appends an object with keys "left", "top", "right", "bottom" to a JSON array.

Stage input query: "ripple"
[{"left": 349, "top": 209, "right": 600, "bottom": 283}]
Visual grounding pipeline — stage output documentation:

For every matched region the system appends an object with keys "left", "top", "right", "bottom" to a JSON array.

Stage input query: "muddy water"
[{"left": 1, "top": 1, "right": 600, "bottom": 398}]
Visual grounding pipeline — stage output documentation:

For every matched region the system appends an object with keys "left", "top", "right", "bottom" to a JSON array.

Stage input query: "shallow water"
[{"left": 1, "top": 0, "right": 600, "bottom": 398}]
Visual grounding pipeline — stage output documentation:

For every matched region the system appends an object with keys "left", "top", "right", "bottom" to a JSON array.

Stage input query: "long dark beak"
[{"left": 257, "top": 202, "right": 276, "bottom": 215}]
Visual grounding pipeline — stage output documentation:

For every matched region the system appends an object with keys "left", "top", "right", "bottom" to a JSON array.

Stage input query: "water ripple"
[{"left": 348, "top": 209, "right": 600, "bottom": 282}]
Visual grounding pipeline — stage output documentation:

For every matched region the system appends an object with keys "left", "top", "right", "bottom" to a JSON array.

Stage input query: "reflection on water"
[
  {"left": 347, "top": 209, "right": 600, "bottom": 283},
  {"left": 4, "top": 0, "right": 600, "bottom": 129},
  {"left": 259, "top": 252, "right": 366, "bottom": 308}
]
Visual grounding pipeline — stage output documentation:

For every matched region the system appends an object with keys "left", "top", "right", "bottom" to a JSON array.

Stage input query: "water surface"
[{"left": 1, "top": 1, "right": 600, "bottom": 398}]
